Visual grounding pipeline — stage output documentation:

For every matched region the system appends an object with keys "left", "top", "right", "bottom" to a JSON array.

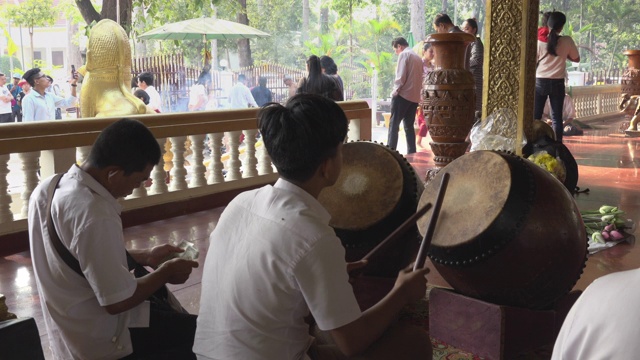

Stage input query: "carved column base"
[{"left": 429, "top": 142, "right": 470, "bottom": 167}]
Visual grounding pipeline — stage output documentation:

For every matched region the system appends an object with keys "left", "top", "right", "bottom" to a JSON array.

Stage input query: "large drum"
[
  {"left": 318, "top": 141, "right": 423, "bottom": 277},
  {"left": 418, "top": 151, "right": 587, "bottom": 309}
]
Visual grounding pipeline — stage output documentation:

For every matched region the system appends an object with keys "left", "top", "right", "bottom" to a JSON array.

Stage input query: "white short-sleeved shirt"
[
  {"left": 194, "top": 179, "right": 362, "bottom": 360},
  {"left": 21, "top": 91, "right": 76, "bottom": 122},
  {"left": 145, "top": 85, "right": 162, "bottom": 112},
  {"left": 28, "top": 165, "right": 149, "bottom": 360},
  {"left": 536, "top": 36, "right": 579, "bottom": 79},
  {"left": 228, "top": 82, "right": 258, "bottom": 109},
  {"left": 552, "top": 268, "right": 640, "bottom": 359},
  {"left": 0, "top": 85, "right": 12, "bottom": 114},
  {"left": 543, "top": 94, "right": 576, "bottom": 122}
]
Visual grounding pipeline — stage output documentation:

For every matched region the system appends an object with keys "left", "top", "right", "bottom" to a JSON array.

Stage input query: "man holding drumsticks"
[{"left": 194, "top": 94, "right": 432, "bottom": 360}]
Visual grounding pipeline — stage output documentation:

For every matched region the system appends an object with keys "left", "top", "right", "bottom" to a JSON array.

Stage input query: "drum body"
[
  {"left": 318, "top": 141, "right": 423, "bottom": 276},
  {"left": 418, "top": 151, "right": 587, "bottom": 309}
]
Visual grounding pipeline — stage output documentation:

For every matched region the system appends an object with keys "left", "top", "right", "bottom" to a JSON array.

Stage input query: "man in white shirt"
[
  {"left": 29, "top": 118, "right": 199, "bottom": 359},
  {"left": 194, "top": 94, "right": 432, "bottom": 360},
  {"left": 228, "top": 73, "right": 258, "bottom": 109},
  {"left": 388, "top": 37, "right": 424, "bottom": 154},
  {"left": 21, "top": 68, "right": 77, "bottom": 122},
  {"left": 552, "top": 268, "right": 640, "bottom": 359},
  {"left": 138, "top": 72, "right": 162, "bottom": 112},
  {"left": 0, "top": 73, "right": 14, "bottom": 123}
]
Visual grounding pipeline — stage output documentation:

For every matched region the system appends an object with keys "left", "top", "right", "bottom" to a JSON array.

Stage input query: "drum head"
[
  {"left": 319, "top": 142, "right": 403, "bottom": 230},
  {"left": 417, "top": 151, "right": 511, "bottom": 247}
]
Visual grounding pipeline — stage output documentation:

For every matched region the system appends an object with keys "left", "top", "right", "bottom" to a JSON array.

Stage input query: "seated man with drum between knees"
[{"left": 194, "top": 94, "right": 432, "bottom": 360}]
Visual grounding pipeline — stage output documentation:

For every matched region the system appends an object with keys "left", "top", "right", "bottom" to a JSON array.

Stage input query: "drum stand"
[{"left": 429, "top": 287, "right": 581, "bottom": 360}]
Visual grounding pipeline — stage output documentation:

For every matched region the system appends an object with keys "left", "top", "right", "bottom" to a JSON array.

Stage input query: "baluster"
[
  {"left": 189, "top": 134, "right": 207, "bottom": 187},
  {"left": 258, "top": 135, "right": 273, "bottom": 175},
  {"left": 19, "top": 151, "right": 40, "bottom": 218},
  {"left": 242, "top": 129, "right": 258, "bottom": 178},
  {"left": 169, "top": 136, "right": 188, "bottom": 191},
  {"left": 0, "top": 154, "right": 12, "bottom": 223},
  {"left": 130, "top": 183, "right": 147, "bottom": 198},
  {"left": 77, "top": 146, "right": 92, "bottom": 165},
  {"left": 207, "top": 133, "right": 225, "bottom": 184},
  {"left": 150, "top": 138, "right": 168, "bottom": 195},
  {"left": 225, "top": 131, "right": 242, "bottom": 180}
]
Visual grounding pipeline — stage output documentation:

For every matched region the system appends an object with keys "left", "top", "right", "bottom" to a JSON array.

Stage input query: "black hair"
[
  {"left": 258, "top": 76, "right": 267, "bottom": 87},
  {"left": 434, "top": 13, "right": 453, "bottom": 27},
  {"left": 138, "top": 72, "right": 154, "bottom": 86},
  {"left": 23, "top": 68, "right": 42, "bottom": 87},
  {"left": 392, "top": 37, "right": 409, "bottom": 48},
  {"left": 319, "top": 56, "right": 338, "bottom": 75},
  {"left": 423, "top": 42, "right": 432, "bottom": 52},
  {"left": 541, "top": 11, "right": 552, "bottom": 27},
  {"left": 298, "top": 55, "right": 340, "bottom": 99},
  {"left": 238, "top": 74, "right": 246, "bottom": 82},
  {"left": 547, "top": 12, "right": 567, "bottom": 57},
  {"left": 196, "top": 69, "right": 210, "bottom": 86},
  {"left": 464, "top": 18, "right": 479, "bottom": 36},
  {"left": 87, "top": 118, "right": 161, "bottom": 175},
  {"left": 131, "top": 76, "right": 138, "bottom": 89},
  {"left": 133, "top": 89, "right": 150, "bottom": 105},
  {"left": 258, "top": 94, "right": 348, "bottom": 182}
]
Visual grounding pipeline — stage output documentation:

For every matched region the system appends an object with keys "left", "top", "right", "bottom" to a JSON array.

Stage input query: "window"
[
  {"left": 33, "top": 51, "right": 42, "bottom": 61},
  {"left": 52, "top": 51, "right": 64, "bottom": 67}
]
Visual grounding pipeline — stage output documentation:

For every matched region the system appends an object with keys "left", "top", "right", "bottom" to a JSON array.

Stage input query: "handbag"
[{"left": 45, "top": 174, "right": 187, "bottom": 314}]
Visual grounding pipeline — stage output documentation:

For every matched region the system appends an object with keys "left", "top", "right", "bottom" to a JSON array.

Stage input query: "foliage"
[
  {"left": 0, "top": 56, "right": 23, "bottom": 77},
  {"left": 4, "top": 0, "right": 57, "bottom": 33}
]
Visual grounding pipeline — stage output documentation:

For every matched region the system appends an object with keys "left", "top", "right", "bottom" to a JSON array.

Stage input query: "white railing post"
[
  {"left": 208, "top": 133, "right": 225, "bottom": 184},
  {"left": 371, "top": 67, "right": 378, "bottom": 126},
  {"left": 225, "top": 131, "right": 242, "bottom": 181},
  {"left": 189, "top": 134, "right": 207, "bottom": 187},
  {"left": 19, "top": 152, "right": 41, "bottom": 218},
  {"left": 150, "top": 138, "right": 168, "bottom": 195},
  {"left": 0, "top": 154, "right": 12, "bottom": 223},
  {"left": 169, "top": 136, "right": 188, "bottom": 191},
  {"left": 242, "top": 129, "right": 258, "bottom": 178}
]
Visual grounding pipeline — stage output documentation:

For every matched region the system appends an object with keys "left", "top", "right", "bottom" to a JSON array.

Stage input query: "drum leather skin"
[
  {"left": 318, "top": 141, "right": 423, "bottom": 277},
  {"left": 418, "top": 151, "right": 587, "bottom": 309}
]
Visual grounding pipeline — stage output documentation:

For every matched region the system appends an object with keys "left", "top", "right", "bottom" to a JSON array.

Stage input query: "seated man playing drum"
[{"left": 194, "top": 94, "right": 432, "bottom": 360}]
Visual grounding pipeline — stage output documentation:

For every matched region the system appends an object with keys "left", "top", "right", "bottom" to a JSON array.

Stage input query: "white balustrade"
[
  {"left": 150, "top": 138, "right": 168, "bottom": 195},
  {"left": 208, "top": 133, "right": 225, "bottom": 184},
  {"left": 189, "top": 134, "right": 207, "bottom": 187},
  {"left": 225, "top": 131, "right": 242, "bottom": 181},
  {"left": 258, "top": 139, "right": 273, "bottom": 175},
  {"left": 19, "top": 152, "right": 40, "bottom": 218},
  {"left": 242, "top": 129, "right": 258, "bottom": 178},
  {"left": 169, "top": 136, "right": 188, "bottom": 191},
  {"left": 0, "top": 154, "right": 12, "bottom": 223},
  {"left": 77, "top": 146, "right": 92, "bottom": 166}
]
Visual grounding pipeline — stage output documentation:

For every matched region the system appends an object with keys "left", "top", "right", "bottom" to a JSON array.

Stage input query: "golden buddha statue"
[{"left": 81, "top": 19, "right": 151, "bottom": 117}]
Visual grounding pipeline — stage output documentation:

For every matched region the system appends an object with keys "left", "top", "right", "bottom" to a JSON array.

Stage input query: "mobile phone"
[{"left": 71, "top": 65, "right": 77, "bottom": 79}]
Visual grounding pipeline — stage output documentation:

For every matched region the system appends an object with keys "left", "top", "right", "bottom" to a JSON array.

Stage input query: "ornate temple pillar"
[{"left": 483, "top": 0, "right": 539, "bottom": 155}]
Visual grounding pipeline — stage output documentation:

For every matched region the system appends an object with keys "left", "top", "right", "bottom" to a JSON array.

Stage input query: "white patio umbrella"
[{"left": 138, "top": 17, "right": 270, "bottom": 41}]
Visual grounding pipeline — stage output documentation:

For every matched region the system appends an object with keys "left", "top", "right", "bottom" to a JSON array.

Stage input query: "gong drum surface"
[
  {"left": 418, "top": 150, "right": 587, "bottom": 309},
  {"left": 318, "top": 141, "right": 423, "bottom": 276}
]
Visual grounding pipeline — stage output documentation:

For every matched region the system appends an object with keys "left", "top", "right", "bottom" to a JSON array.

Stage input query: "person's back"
[
  {"left": 250, "top": 77, "right": 272, "bottom": 107},
  {"left": 195, "top": 182, "right": 358, "bottom": 359},
  {"left": 228, "top": 74, "right": 258, "bottom": 109},
  {"left": 552, "top": 268, "right": 640, "bottom": 359}
]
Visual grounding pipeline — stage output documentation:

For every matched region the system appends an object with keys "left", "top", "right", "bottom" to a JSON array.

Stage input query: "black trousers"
[{"left": 120, "top": 303, "right": 197, "bottom": 360}]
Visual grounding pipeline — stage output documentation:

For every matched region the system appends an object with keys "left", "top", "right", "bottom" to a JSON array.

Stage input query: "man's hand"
[
  {"left": 146, "top": 244, "right": 184, "bottom": 267},
  {"left": 347, "top": 259, "right": 368, "bottom": 274},
  {"left": 393, "top": 264, "right": 430, "bottom": 303},
  {"left": 158, "top": 258, "right": 199, "bottom": 285}
]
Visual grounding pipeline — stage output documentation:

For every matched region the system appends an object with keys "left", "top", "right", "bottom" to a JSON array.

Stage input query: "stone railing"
[
  {"left": 0, "top": 101, "right": 372, "bottom": 255},
  {"left": 569, "top": 84, "right": 621, "bottom": 122}
]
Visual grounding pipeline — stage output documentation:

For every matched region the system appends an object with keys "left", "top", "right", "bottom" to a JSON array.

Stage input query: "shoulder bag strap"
[
  {"left": 536, "top": 52, "right": 549, "bottom": 69},
  {"left": 46, "top": 173, "right": 86, "bottom": 278}
]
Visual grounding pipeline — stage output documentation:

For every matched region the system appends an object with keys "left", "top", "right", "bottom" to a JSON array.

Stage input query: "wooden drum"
[
  {"left": 418, "top": 151, "right": 587, "bottom": 309},
  {"left": 318, "top": 141, "right": 423, "bottom": 277}
]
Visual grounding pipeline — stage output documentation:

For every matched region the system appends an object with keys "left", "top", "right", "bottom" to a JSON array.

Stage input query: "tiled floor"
[{"left": 1, "top": 118, "right": 638, "bottom": 358}]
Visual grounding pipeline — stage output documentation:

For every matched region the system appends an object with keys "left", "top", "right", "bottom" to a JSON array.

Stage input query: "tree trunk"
[
  {"left": 101, "top": 0, "right": 132, "bottom": 32},
  {"left": 75, "top": 0, "right": 101, "bottom": 25},
  {"left": 442, "top": 0, "right": 448, "bottom": 12},
  {"left": 236, "top": 0, "right": 253, "bottom": 68},
  {"left": 320, "top": 5, "right": 329, "bottom": 34},
  {"left": 410, "top": 0, "right": 425, "bottom": 43},
  {"left": 29, "top": 28, "right": 35, "bottom": 68},
  {"left": 302, "top": 0, "right": 309, "bottom": 43},
  {"left": 67, "top": 20, "right": 83, "bottom": 71}
]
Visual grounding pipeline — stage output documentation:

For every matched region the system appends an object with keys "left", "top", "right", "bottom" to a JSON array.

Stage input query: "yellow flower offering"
[{"left": 527, "top": 151, "right": 567, "bottom": 182}]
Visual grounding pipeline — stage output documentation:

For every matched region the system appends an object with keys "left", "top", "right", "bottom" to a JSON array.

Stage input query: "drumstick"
[
  {"left": 361, "top": 202, "right": 433, "bottom": 262},
  {"left": 414, "top": 172, "right": 450, "bottom": 271}
]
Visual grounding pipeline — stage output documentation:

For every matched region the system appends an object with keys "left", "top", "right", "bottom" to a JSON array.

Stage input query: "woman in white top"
[{"left": 534, "top": 11, "right": 579, "bottom": 143}]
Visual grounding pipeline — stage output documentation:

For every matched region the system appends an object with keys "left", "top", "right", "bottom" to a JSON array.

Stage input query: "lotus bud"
[
  {"left": 610, "top": 230, "right": 625, "bottom": 240},
  {"left": 602, "top": 231, "right": 610, "bottom": 240},
  {"left": 604, "top": 224, "right": 615, "bottom": 232},
  {"left": 599, "top": 205, "right": 618, "bottom": 214},
  {"left": 592, "top": 232, "right": 605, "bottom": 243},
  {"left": 601, "top": 214, "right": 615, "bottom": 222}
]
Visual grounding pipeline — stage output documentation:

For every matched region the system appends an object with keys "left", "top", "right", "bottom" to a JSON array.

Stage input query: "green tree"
[{"left": 4, "top": 0, "right": 57, "bottom": 67}]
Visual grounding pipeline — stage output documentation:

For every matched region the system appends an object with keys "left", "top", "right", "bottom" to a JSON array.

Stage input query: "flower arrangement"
[
  {"left": 581, "top": 205, "right": 635, "bottom": 245},
  {"left": 527, "top": 151, "right": 566, "bottom": 182}
]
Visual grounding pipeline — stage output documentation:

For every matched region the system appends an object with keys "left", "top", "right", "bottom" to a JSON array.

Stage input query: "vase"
[
  {"left": 621, "top": 50, "right": 640, "bottom": 96},
  {"left": 422, "top": 32, "right": 476, "bottom": 168}
]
